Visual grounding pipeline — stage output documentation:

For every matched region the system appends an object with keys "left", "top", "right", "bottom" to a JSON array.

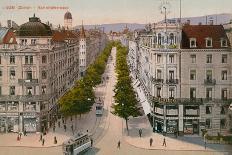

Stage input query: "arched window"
[
  {"left": 170, "top": 33, "right": 174, "bottom": 45},
  {"left": 158, "top": 33, "right": 161, "bottom": 45}
]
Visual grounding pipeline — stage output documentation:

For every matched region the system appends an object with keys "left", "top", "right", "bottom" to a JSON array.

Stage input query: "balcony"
[
  {"left": 204, "top": 79, "right": 216, "bottom": 85},
  {"left": 152, "top": 78, "right": 164, "bottom": 84},
  {"left": 18, "top": 79, "right": 39, "bottom": 86},
  {"left": 166, "top": 79, "right": 178, "bottom": 84}
]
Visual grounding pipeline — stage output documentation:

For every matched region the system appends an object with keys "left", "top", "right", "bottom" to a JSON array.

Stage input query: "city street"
[{"left": 0, "top": 47, "right": 231, "bottom": 155}]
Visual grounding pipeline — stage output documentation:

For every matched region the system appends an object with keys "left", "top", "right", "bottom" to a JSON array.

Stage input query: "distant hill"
[{"left": 75, "top": 13, "right": 231, "bottom": 33}]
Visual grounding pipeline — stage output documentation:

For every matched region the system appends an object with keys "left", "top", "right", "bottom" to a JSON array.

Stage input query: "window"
[
  {"left": 222, "top": 70, "right": 227, "bottom": 80},
  {"left": 220, "top": 106, "right": 225, "bottom": 115},
  {"left": 190, "top": 38, "right": 196, "bottom": 48},
  {"left": 206, "top": 88, "right": 212, "bottom": 100},
  {"left": 157, "top": 69, "right": 162, "bottom": 79},
  {"left": 190, "top": 88, "right": 196, "bottom": 99},
  {"left": 221, "top": 89, "right": 227, "bottom": 100},
  {"left": 157, "top": 87, "right": 161, "bottom": 97},
  {"left": 169, "top": 88, "right": 174, "bottom": 98},
  {"left": 221, "top": 39, "right": 227, "bottom": 47},
  {"left": 206, "top": 70, "right": 212, "bottom": 80},
  {"left": 42, "top": 55, "right": 47, "bottom": 63},
  {"left": 206, "top": 38, "right": 212, "bottom": 47},
  {"left": 157, "top": 54, "right": 161, "bottom": 63},
  {"left": 42, "top": 71, "right": 47, "bottom": 79},
  {"left": 158, "top": 33, "right": 161, "bottom": 45},
  {"left": 27, "top": 87, "right": 32, "bottom": 95},
  {"left": 0, "top": 56, "right": 1, "bottom": 64},
  {"left": 9, "top": 86, "right": 15, "bottom": 95},
  {"left": 206, "top": 119, "right": 212, "bottom": 129},
  {"left": 169, "top": 55, "right": 174, "bottom": 63},
  {"left": 0, "top": 69, "right": 2, "bottom": 77},
  {"left": 10, "top": 69, "right": 15, "bottom": 79},
  {"left": 25, "top": 56, "right": 28, "bottom": 64},
  {"left": 26, "top": 71, "right": 32, "bottom": 80},
  {"left": 170, "top": 33, "right": 174, "bottom": 45},
  {"left": 42, "top": 86, "right": 46, "bottom": 94},
  {"left": 220, "top": 119, "right": 226, "bottom": 129},
  {"left": 10, "top": 56, "right": 15, "bottom": 64},
  {"left": 190, "top": 70, "right": 196, "bottom": 80},
  {"left": 0, "top": 86, "right": 1, "bottom": 95},
  {"left": 190, "top": 54, "right": 196, "bottom": 63},
  {"left": 31, "top": 39, "right": 36, "bottom": 45},
  {"left": 169, "top": 70, "right": 174, "bottom": 80},
  {"left": 206, "top": 106, "right": 212, "bottom": 114},
  {"left": 30, "top": 56, "right": 33, "bottom": 64},
  {"left": 222, "top": 54, "right": 227, "bottom": 63},
  {"left": 206, "top": 54, "right": 212, "bottom": 63}
]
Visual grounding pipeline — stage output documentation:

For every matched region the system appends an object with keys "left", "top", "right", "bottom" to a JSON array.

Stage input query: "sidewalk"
[{"left": 122, "top": 116, "right": 232, "bottom": 153}]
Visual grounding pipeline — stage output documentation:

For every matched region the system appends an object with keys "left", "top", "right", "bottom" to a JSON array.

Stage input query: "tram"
[
  {"left": 63, "top": 133, "right": 91, "bottom": 155},
  {"left": 96, "top": 102, "right": 104, "bottom": 116}
]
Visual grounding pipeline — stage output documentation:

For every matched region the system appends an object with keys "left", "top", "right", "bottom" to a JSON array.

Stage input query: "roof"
[
  {"left": 52, "top": 30, "right": 78, "bottom": 42},
  {"left": 182, "top": 25, "right": 230, "bottom": 49},
  {"left": 64, "top": 11, "right": 72, "bottom": 20},
  {"left": 0, "top": 27, "right": 17, "bottom": 44},
  {"left": 17, "top": 14, "right": 52, "bottom": 37},
  {"left": 80, "top": 24, "right": 86, "bottom": 38}
]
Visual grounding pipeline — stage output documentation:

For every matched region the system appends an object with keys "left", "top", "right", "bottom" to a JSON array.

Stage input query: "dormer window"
[
  {"left": 221, "top": 38, "right": 227, "bottom": 47},
  {"left": 190, "top": 38, "right": 196, "bottom": 48},
  {"left": 206, "top": 38, "right": 212, "bottom": 47}
]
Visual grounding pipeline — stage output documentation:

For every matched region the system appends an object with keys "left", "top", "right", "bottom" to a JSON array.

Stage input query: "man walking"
[
  {"left": 150, "top": 138, "right": 153, "bottom": 147},
  {"left": 39, "top": 133, "right": 42, "bottom": 142},
  {"left": 139, "top": 129, "right": 142, "bottom": 137},
  {"left": 64, "top": 124, "right": 66, "bottom": 132},
  {"left": 90, "top": 138, "right": 93, "bottom": 147},
  {"left": 162, "top": 137, "right": 166, "bottom": 147},
  {"left": 42, "top": 138, "right": 45, "bottom": 146},
  {"left": 71, "top": 124, "right": 74, "bottom": 135},
  {"left": 117, "top": 140, "right": 121, "bottom": 149}
]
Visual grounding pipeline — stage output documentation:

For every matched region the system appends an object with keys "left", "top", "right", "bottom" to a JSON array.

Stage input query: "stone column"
[{"left": 178, "top": 104, "right": 184, "bottom": 135}]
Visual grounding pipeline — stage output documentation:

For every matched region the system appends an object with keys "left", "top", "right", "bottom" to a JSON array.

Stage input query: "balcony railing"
[
  {"left": 152, "top": 78, "right": 164, "bottom": 84},
  {"left": 166, "top": 79, "right": 178, "bottom": 84},
  {"left": 204, "top": 79, "right": 216, "bottom": 85},
  {"left": 18, "top": 79, "right": 39, "bottom": 86}
]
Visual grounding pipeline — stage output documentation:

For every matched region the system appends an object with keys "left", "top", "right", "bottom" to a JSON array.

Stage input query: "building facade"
[
  {"left": 0, "top": 14, "right": 108, "bottom": 133},
  {"left": 129, "top": 20, "right": 232, "bottom": 136}
]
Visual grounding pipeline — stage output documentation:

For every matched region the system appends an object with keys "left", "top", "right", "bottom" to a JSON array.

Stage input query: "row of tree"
[
  {"left": 59, "top": 41, "right": 114, "bottom": 122},
  {"left": 111, "top": 42, "right": 141, "bottom": 134}
]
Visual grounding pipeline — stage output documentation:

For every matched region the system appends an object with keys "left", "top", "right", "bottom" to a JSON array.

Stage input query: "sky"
[{"left": 0, "top": 0, "right": 231, "bottom": 27}]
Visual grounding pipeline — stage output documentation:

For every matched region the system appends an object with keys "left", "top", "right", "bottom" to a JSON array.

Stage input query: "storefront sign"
[{"left": 23, "top": 113, "right": 36, "bottom": 118}]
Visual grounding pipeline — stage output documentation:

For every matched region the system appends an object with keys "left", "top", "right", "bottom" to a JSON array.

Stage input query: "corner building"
[{"left": 129, "top": 21, "right": 232, "bottom": 136}]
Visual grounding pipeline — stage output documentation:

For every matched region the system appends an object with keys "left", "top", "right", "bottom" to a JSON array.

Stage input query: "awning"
[{"left": 135, "top": 85, "right": 151, "bottom": 115}]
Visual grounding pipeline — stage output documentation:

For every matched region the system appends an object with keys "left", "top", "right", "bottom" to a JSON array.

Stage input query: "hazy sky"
[{"left": 0, "top": 0, "right": 231, "bottom": 27}]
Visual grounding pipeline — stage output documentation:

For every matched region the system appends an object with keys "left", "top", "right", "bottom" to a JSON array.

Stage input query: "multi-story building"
[
  {"left": 129, "top": 20, "right": 232, "bottom": 136},
  {"left": 0, "top": 13, "right": 108, "bottom": 133}
]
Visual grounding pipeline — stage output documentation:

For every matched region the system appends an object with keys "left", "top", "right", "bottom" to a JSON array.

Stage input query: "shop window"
[
  {"left": 190, "top": 70, "right": 196, "bottom": 80},
  {"left": 190, "top": 54, "right": 196, "bottom": 63},
  {"left": 220, "top": 119, "right": 226, "bottom": 129},
  {"left": 206, "top": 106, "right": 212, "bottom": 114},
  {"left": 206, "top": 119, "right": 212, "bottom": 129}
]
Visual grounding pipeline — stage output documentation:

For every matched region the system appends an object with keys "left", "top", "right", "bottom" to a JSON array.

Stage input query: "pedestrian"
[
  {"left": 70, "top": 116, "right": 72, "bottom": 122},
  {"left": 42, "top": 138, "right": 45, "bottom": 146},
  {"left": 53, "top": 125, "right": 56, "bottom": 132},
  {"left": 24, "top": 129, "right": 27, "bottom": 136},
  {"left": 54, "top": 136, "right": 57, "bottom": 144},
  {"left": 62, "top": 117, "right": 65, "bottom": 124},
  {"left": 162, "top": 137, "right": 166, "bottom": 147},
  {"left": 19, "top": 132, "right": 22, "bottom": 139},
  {"left": 149, "top": 138, "right": 153, "bottom": 147},
  {"left": 117, "top": 140, "right": 121, "bottom": 149},
  {"left": 58, "top": 121, "right": 60, "bottom": 128},
  {"left": 90, "top": 138, "right": 93, "bottom": 147},
  {"left": 17, "top": 134, "right": 20, "bottom": 141},
  {"left": 139, "top": 129, "right": 142, "bottom": 137},
  {"left": 39, "top": 134, "right": 42, "bottom": 142},
  {"left": 71, "top": 124, "right": 74, "bottom": 134},
  {"left": 86, "top": 129, "right": 88, "bottom": 133},
  {"left": 64, "top": 124, "right": 66, "bottom": 132}
]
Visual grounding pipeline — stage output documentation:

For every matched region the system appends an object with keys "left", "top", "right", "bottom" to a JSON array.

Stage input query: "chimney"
[{"left": 209, "top": 19, "right": 214, "bottom": 25}]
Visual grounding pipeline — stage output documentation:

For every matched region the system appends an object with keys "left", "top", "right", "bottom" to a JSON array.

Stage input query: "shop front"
[
  {"left": 0, "top": 113, "right": 19, "bottom": 133},
  {"left": 23, "top": 113, "right": 38, "bottom": 132},
  {"left": 154, "top": 117, "right": 164, "bottom": 133},
  {"left": 184, "top": 119, "right": 199, "bottom": 135},
  {"left": 166, "top": 119, "right": 178, "bottom": 134}
]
